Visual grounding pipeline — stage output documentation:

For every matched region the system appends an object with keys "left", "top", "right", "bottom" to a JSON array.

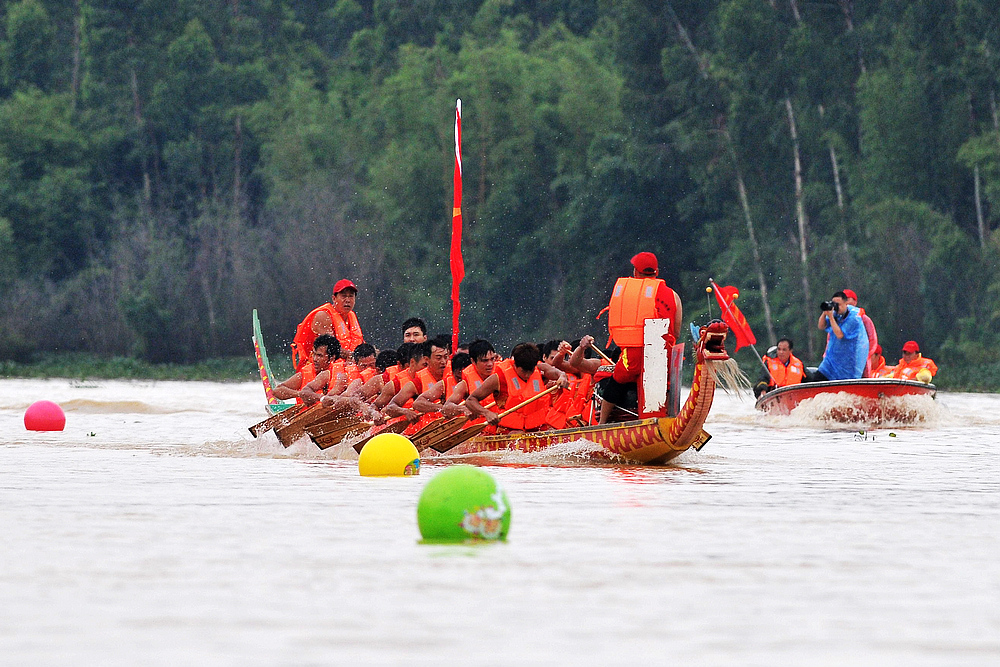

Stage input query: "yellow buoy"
[
  {"left": 915, "top": 368, "right": 933, "bottom": 384},
  {"left": 358, "top": 432, "right": 420, "bottom": 477}
]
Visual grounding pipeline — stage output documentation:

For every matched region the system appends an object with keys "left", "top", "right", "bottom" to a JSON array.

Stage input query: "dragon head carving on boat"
[
  {"left": 696, "top": 319, "right": 731, "bottom": 362},
  {"left": 694, "top": 319, "right": 750, "bottom": 394}
]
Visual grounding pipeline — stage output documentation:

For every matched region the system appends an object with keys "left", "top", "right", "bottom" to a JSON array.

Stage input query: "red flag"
[
  {"left": 450, "top": 99, "right": 464, "bottom": 353},
  {"left": 712, "top": 283, "right": 757, "bottom": 350}
]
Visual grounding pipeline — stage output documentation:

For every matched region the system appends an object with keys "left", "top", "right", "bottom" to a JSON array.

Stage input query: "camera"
[{"left": 819, "top": 301, "right": 834, "bottom": 312}]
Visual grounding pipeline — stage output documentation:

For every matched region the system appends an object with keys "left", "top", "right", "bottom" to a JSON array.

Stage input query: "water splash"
[{"left": 768, "top": 392, "right": 946, "bottom": 430}]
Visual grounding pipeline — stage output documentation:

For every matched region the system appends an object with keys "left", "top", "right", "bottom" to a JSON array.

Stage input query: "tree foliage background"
[{"left": 1, "top": 0, "right": 998, "bottom": 378}]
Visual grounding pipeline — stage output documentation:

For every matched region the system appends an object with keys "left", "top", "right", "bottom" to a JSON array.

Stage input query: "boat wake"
[{"left": 769, "top": 392, "right": 945, "bottom": 430}]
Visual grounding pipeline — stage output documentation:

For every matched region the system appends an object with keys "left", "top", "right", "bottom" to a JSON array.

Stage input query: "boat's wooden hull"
[
  {"left": 755, "top": 378, "right": 936, "bottom": 422},
  {"left": 438, "top": 417, "right": 711, "bottom": 465}
]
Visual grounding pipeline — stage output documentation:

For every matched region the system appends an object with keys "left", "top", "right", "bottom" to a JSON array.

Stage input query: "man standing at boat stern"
[
  {"left": 599, "top": 252, "right": 682, "bottom": 423},
  {"left": 291, "top": 279, "right": 365, "bottom": 368},
  {"left": 813, "top": 291, "right": 869, "bottom": 381}
]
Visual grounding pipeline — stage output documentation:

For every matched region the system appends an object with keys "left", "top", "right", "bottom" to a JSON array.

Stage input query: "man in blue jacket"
[{"left": 813, "top": 291, "right": 869, "bottom": 381}]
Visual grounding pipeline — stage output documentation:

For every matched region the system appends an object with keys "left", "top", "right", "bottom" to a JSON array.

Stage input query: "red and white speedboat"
[{"left": 755, "top": 378, "right": 936, "bottom": 423}]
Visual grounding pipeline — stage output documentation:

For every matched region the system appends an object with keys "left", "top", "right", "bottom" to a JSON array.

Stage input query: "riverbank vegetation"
[{"left": 0, "top": 1, "right": 998, "bottom": 387}]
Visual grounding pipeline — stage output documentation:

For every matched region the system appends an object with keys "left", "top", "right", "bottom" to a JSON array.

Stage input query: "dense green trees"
[{"left": 0, "top": 0, "right": 997, "bottom": 383}]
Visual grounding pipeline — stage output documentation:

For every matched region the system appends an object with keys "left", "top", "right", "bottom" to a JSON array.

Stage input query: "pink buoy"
[{"left": 24, "top": 400, "right": 66, "bottom": 432}]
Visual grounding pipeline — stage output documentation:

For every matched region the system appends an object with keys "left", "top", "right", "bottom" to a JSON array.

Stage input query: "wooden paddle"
[
  {"left": 592, "top": 345, "right": 614, "bottom": 366},
  {"left": 313, "top": 421, "right": 374, "bottom": 450},
  {"left": 248, "top": 403, "right": 306, "bottom": 437},
  {"left": 427, "top": 383, "right": 561, "bottom": 453},
  {"left": 351, "top": 420, "right": 409, "bottom": 453},
  {"left": 413, "top": 416, "right": 469, "bottom": 451}
]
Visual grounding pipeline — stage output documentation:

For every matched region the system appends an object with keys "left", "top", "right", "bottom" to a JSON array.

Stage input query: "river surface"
[{"left": 1, "top": 379, "right": 998, "bottom": 665}]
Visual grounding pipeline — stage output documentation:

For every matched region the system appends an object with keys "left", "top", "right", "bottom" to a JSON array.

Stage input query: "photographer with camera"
[{"left": 810, "top": 291, "right": 869, "bottom": 382}]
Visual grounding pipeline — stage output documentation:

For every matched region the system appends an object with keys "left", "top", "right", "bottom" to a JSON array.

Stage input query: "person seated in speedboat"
[
  {"left": 272, "top": 334, "right": 341, "bottom": 404},
  {"left": 809, "top": 291, "right": 869, "bottom": 381},
  {"left": 870, "top": 345, "right": 894, "bottom": 378},
  {"left": 754, "top": 338, "right": 805, "bottom": 397},
  {"left": 888, "top": 341, "right": 938, "bottom": 382},
  {"left": 465, "top": 342, "right": 568, "bottom": 433}
]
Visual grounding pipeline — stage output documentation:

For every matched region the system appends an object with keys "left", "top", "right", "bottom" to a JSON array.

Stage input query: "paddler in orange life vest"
[
  {"left": 385, "top": 337, "right": 451, "bottom": 426},
  {"left": 445, "top": 339, "right": 498, "bottom": 418},
  {"left": 373, "top": 342, "right": 429, "bottom": 411},
  {"left": 466, "top": 342, "right": 569, "bottom": 433},
  {"left": 753, "top": 337, "right": 805, "bottom": 398},
  {"left": 599, "top": 252, "right": 682, "bottom": 424},
  {"left": 291, "top": 279, "right": 364, "bottom": 369},
  {"left": 401, "top": 317, "right": 428, "bottom": 344},
  {"left": 544, "top": 338, "right": 600, "bottom": 428},
  {"left": 271, "top": 334, "right": 340, "bottom": 404},
  {"left": 413, "top": 352, "right": 473, "bottom": 419},
  {"left": 888, "top": 340, "right": 938, "bottom": 381}
]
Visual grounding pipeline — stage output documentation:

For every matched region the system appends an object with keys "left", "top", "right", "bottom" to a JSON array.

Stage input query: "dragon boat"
[
  {"left": 755, "top": 377, "right": 936, "bottom": 423},
  {"left": 249, "top": 313, "right": 741, "bottom": 465}
]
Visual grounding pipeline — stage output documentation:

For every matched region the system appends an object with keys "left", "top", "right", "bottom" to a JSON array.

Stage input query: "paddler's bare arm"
[
  {"left": 298, "top": 370, "right": 331, "bottom": 404},
  {"left": 466, "top": 374, "right": 501, "bottom": 425},
  {"left": 413, "top": 381, "right": 446, "bottom": 414},
  {"left": 385, "top": 382, "right": 421, "bottom": 422},
  {"left": 569, "top": 336, "right": 602, "bottom": 375},
  {"left": 271, "top": 372, "right": 305, "bottom": 401},
  {"left": 672, "top": 289, "right": 683, "bottom": 338},
  {"left": 442, "top": 380, "right": 472, "bottom": 417},
  {"left": 311, "top": 309, "right": 334, "bottom": 336},
  {"left": 373, "top": 380, "right": 397, "bottom": 409},
  {"left": 538, "top": 362, "right": 569, "bottom": 389}
]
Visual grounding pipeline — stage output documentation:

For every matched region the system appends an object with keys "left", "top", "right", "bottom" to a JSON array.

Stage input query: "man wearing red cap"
[
  {"left": 291, "top": 279, "right": 365, "bottom": 368},
  {"left": 889, "top": 341, "right": 938, "bottom": 381},
  {"left": 844, "top": 288, "right": 879, "bottom": 376},
  {"left": 599, "top": 252, "right": 682, "bottom": 423}
]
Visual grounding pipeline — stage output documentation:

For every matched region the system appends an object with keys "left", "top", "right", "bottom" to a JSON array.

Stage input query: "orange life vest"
[
  {"left": 330, "top": 309, "right": 364, "bottom": 353},
  {"left": 359, "top": 367, "right": 377, "bottom": 383},
  {"left": 607, "top": 277, "right": 676, "bottom": 348},
  {"left": 407, "top": 371, "right": 460, "bottom": 433},
  {"left": 462, "top": 364, "right": 498, "bottom": 410},
  {"left": 546, "top": 372, "right": 594, "bottom": 429},
  {"left": 764, "top": 354, "right": 805, "bottom": 388},
  {"left": 889, "top": 355, "right": 938, "bottom": 381},
  {"left": 871, "top": 357, "right": 889, "bottom": 378},
  {"left": 496, "top": 365, "right": 550, "bottom": 431},
  {"left": 291, "top": 304, "right": 364, "bottom": 369},
  {"left": 296, "top": 361, "right": 331, "bottom": 404}
]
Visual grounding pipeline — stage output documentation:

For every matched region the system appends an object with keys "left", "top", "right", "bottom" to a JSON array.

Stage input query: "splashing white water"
[{"left": 767, "top": 392, "right": 946, "bottom": 430}]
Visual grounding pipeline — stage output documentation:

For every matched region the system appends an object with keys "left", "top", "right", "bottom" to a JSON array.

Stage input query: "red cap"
[
  {"left": 902, "top": 341, "right": 919, "bottom": 353},
  {"left": 873, "top": 344, "right": 882, "bottom": 355},
  {"left": 843, "top": 289, "right": 858, "bottom": 300},
  {"left": 333, "top": 279, "right": 357, "bottom": 295},
  {"left": 631, "top": 252, "right": 658, "bottom": 275}
]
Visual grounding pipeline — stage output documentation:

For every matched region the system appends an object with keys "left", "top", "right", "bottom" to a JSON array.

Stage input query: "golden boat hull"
[{"left": 438, "top": 417, "right": 711, "bottom": 465}]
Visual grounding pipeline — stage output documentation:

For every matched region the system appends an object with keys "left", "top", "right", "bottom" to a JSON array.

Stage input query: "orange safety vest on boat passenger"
[
  {"left": 546, "top": 372, "right": 593, "bottom": 430},
  {"left": 296, "top": 361, "right": 331, "bottom": 403},
  {"left": 496, "top": 365, "right": 550, "bottom": 431},
  {"left": 764, "top": 354, "right": 805, "bottom": 388},
  {"left": 889, "top": 355, "right": 938, "bottom": 381},
  {"left": 607, "top": 277, "right": 674, "bottom": 348},
  {"left": 359, "top": 367, "right": 377, "bottom": 383}
]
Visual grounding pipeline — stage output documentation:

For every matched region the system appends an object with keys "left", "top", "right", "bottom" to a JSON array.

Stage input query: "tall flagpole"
[{"left": 450, "top": 99, "right": 465, "bottom": 353}]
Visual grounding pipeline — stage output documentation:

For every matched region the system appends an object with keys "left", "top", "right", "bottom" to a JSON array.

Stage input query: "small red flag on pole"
[
  {"left": 710, "top": 281, "right": 757, "bottom": 351},
  {"left": 450, "top": 99, "right": 464, "bottom": 353}
]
